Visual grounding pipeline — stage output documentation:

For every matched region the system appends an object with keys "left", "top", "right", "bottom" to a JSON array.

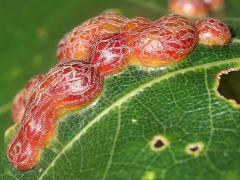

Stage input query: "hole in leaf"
[
  {"left": 149, "top": 135, "right": 169, "bottom": 152},
  {"left": 185, "top": 142, "right": 204, "bottom": 157},
  {"left": 217, "top": 68, "right": 240, "bottom": 104}
]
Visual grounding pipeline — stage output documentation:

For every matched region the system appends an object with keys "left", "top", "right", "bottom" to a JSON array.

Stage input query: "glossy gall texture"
[
  {"left": 8, "top": 61, "right": 104, "bottom": 170},
  {"left": 121, "top": 17, "right": 152, "bottom": 33},
  {"left": 169, "top": 0, "right": 209, "bottom": 18},
  {"left": 89, "top": 17, "right": 152, "bottom": 76},
  {"left": 204, "top": 0, "right": 224, "bottom": 11},
  {"left": 196, "top": 18, "right": 231, "bottom": 46},
  {"left": 129, "top": 14, "right": 198, "bottom": 68},
  {"left": 57, "top": 13, "right": 128, "bottom": 62},
  {"left": 121, "top": 17, "right": 152, "bottom": 45},
  {"left": 90, "top": 34, "right": 130, "bottom": 76},
  {"left": 11, "top": 74, "right": 45, "bottom": 123}
]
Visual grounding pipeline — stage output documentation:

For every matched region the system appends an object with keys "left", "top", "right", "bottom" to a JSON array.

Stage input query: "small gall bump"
[
  {"left": 129, "top": 14, "right": 198, "bottom": 68},
  {"left": 149, "top": 135, "right": 169, "bottom": 152},
  {"left": 196, "top": 18, "right": 231, "bottom": 46},
  {"left": 57, "top": 13, "right": 128, "bottom": 62},
  {"left": 204, "top": 0, "right": 224, "bottom": 11},
  {"left": 11, "top": 74, "right": 45, "bottom": 123},
  {"left": 169, "top": 0, "right": 209, "bottom": 18},
  {"left": 185, "top": 142, "right": 204, "bottom": 157},
  {"left": 90, "top": 33, "right": 129, "bottom": 76}
]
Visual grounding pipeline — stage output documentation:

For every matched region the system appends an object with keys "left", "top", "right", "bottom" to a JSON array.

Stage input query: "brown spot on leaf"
[
  {"left": 154, "top": 139, "right": 164, "bottom": 148},
  {"left": 189, "top": 146, "right": 199, "bottom": 152},
  {"left": 149, "top": 135, "right": 169, "bottom": 152},
  {"left": 185, "top": 142, "right": 204, "bottom": 157}
]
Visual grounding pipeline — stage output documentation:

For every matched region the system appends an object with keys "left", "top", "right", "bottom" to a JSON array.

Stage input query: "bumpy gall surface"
[
  {"left": 89, "top": 17, "right": 152, "bottom": 76},
  {"left": 90, "top": 34, "right": 130, "bottom": 76},
  {"left": 204, "top": 0, "right": 224, "bottom": 11},
  {"left": 8, "top": 61, "right": 104, "bottom": 170},
  {"left": 121, "top": 17, "right": 152, "bottom": 44},
  {"left": 129, "top": 14, "right": 198, "bottom": 68},
  {"left": 11, "top": 74, "right": 45, "bottom": 123},
  {"left": 121, "top": 17, "right": 152, "bottom": 33},
  {"left": 169, "top": 0, "right": 209, "bottom": 18},
  {"left": 57, "top": 13, "right": 128, "bottom": 62},
  {"left": 196, "top": 18, "right": 231, "bottom": 46}
]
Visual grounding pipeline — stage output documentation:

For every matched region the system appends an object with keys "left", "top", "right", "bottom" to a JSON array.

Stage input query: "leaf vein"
[
  {"left": 204, "top": 69, "right": 214, "bottom": 152},
  {"left": 102, "top": 106, "right": 122, "bottom": 180},
  {"left": 39, "top": 57, "right": 240, "bottom": 179}
]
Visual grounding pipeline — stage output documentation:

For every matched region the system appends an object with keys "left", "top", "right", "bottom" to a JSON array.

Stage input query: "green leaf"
[{"left": 1, "top": 0, "right": 240, "bottom": 179}]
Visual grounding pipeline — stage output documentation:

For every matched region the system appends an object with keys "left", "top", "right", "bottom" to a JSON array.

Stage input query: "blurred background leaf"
[{"left": 1, "top": 0, "right": 240, "bottom": 179}]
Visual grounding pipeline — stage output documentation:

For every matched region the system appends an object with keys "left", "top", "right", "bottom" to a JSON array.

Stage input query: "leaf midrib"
[{"left": 38, "top": 56, "right": 240, "bottom": 179}]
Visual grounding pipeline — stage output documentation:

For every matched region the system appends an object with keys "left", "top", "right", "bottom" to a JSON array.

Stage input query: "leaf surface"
[{"left": 1, "top": 0, "right": 240, "bottom": 179}]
